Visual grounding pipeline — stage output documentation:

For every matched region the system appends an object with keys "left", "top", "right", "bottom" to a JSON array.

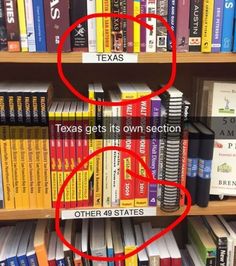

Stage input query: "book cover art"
[
  {"left": 111, "top": 0, "right": 123, "bottom": 52},
  {"left": 212, "top": 0, "right": 224, "bottom": 52},
  {"left": 146, "top": 0, "right": 157, "bottom": 52},
  {"left": 3, "top": 0, "right": 20, "bottom": 51},
  {"left": 176, "top": 0, "right": 190, "bottom": 52},
  {"left": 189, "top": 0, "right": 203, "bottom": 52},
  {"left": 70, "top": 0, "right": 88, "bottom": 52},
  {"left": 17, "top": 0, "right": 28, "bottom": 51},
  {"left": 156, "top": 0, "right": 168, "bottom": 52},
  {"left": 0, "top": 0, "right": 7, "bottom": 50},
  {"left": 43, "top": 0, "right": 71, "bottom": 52}
]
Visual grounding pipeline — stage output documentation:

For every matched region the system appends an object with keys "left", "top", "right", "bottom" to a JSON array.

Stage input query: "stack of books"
[{"left": 0, "top": 0, "right": 236, "bottom": 53}]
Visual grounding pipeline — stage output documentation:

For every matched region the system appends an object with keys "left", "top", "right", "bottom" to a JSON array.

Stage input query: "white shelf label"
[
  {"left": 82, "top": 53, "right": 138, "bottom": 63},
  {"left": 61, "top": 207, "right": 156, "bottom": 220}
]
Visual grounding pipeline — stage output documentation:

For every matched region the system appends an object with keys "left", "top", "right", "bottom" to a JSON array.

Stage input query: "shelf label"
[
  {"left": 61, "top": 207, "right": 156, "bottom": 220},
  {"left": 82, "top": 53, "right": 138, "bottom": 63}
]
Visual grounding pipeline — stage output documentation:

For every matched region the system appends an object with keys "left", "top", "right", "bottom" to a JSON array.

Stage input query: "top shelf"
[{"left": 1, "top": 52, "right": 236, "bottom": 64}]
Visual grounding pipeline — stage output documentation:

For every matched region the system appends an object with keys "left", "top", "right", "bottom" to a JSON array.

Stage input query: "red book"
[
  {"left": 164, "top": 231, "right": 182, "bottom": 266},
  {"left": 180, "top": 128, "right": 189, "bottom": 206},
  {"left": 134, "top": 84, "right": 151, "bottom": 207},
  {"left": 127, "top": 1, "right": 134, "bottom": 53}
]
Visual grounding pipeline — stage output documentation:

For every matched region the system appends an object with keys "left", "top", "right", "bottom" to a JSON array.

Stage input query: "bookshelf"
[
  {"left": 0, "top": 198, "right": 235, "bottom": 220},
  {"left": 1, "top": 52, "right": 236, "bottom": 63}
]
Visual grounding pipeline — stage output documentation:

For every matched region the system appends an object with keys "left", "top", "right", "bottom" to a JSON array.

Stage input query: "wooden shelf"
[
  {"left": 0, "top": 199, "right": 235, "bottom": 220},
  {"left": 1, "top": 52, "right": 236, "bottom": 63}
]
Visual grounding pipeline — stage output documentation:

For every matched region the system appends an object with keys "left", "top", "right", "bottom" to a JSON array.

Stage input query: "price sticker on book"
[
  {"left": 82, "top": 53, "right": 138, "bottom": 63},
  {"left": 61, "top": 207, "right": 157, "bottom": 220}
]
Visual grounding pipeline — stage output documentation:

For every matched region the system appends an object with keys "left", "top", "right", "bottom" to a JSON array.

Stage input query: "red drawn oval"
[
  {"left": 57, "top": 13, "right": 177, "bottom": 107},
  {"left": 55, "top": 146, "right": 192, "bottom": 263}
]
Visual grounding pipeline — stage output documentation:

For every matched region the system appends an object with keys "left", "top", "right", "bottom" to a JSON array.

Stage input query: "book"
[
  {"left": 48, "top": 231, "right": 57, "bottom": 266},
  {"left": 134, "top": 224, "right": 149, "bottom": 266},
  {"left": 56, "top": 229, "right": 65, "bottom": 266},
  {"left": 111, "top": 0, "right": 123, "bottom": 52},
  {"left": 111, "top": 220, "right": 124, "bottom": 266},
  {"left": 33, "top": 0, "right": 47, "bottom": 52},
  {"left": 212, "top": 0, "right": 224, "bottom": 52},
  {"left": 0, "top": 157, "right": 3, "bottom": 208},
  {"left": 121, "top": 0, "right": 127, "bottom": 52},
  {"left": 186, "top": 244, "right": 205, "bottom": 266},
  {"left": 133, "top": 0, "right": 140, "bottom": 53},
  {"left": 81, "top": 219, "right": 90, "bottom": 266},
  {"left": 63, "top": 220, "right": 75, "bottom": 265},
  {"left": 189, "top": 0, "right": 203, "bottom": 52},
  {"left": 201, "top": 0, "right": 214, "bottom": 52},
  {"left": 3, "top": 0, "right": 20, "bottom": 51},
  {"left": 234, "top": 6, "right": 236, "bottom": 52},
  {"left": 87, "top": 0, "right": 96, "bottom": 52},
  {"left": 221, "top": 0, "right": 235, "bottom": 52},
  {"left": 188, "top": 217, "right": 217, "bottom": 265},
  {"left": 43, "top": 0, "right": 71, "bottom": 52},
  {"left": 167, "top": 0, "right": 177, "bottom": 51},
  {"left": 25, "top": 0, "right": 36, "bottom": 52},
  {"left": 140, "top": 0, "right": 146, "bottom": 52},
  {"left": 26, "top": 226, "right": 39, "bottom": 266},
  {"left": 146, "top": 0, "right": 157, "bottom": 53},
  {"left": 176, "top": 0, "right": 190, "bottom": 52},
  {"left": 127, "top": 0, "right": 134, "bottom": 52},
  {"left": 17, "top": 0, "right": 28, "bottom": 51},
  {"left": 0, "top": 0, "right": 7, "bottom": 50},
  {"left": 70, "top": 0, "right": 88, "bottom": 52},
  {"left": 96, "top": 0, "right": 103, "bottom": 52},
  {"left": 164, "top": 231, "right": 182, "bottom": 266},
  {"left": 0, "top": 226, "right": 16, "bottom": 265},
  {"left": 74, "top": 233, "right": 82, "bottom": 266},
  {"left": 156, "top": 0, "right": 168, "bottom": 52},
  {"left": 105, "top": 219, "right": 114, "bottom": 266},
  {"left": 103, "top": 0, "right": 111, "bottom": 52}
]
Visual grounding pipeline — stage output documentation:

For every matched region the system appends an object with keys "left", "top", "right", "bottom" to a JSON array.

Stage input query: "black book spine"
[
  {"left": 70, "top": 0, "right": 88, "bottom": 51},
  {"left": 7, "top": 89, "right": 17, "bottom": 125},
  {"left": 16, "top": 92, "right": 24, "bottom": 124},
  {"left": 189, "top": 0, "right": 203, "bottom": 52},
  {"left": 121, "top": 0, "right": 127, "bottom": 52},
  {"left": 31, "top": 92, "right": 40, "bottom": 126},
  {"left": 112, "top": 0, "right": 123, "bottom": 52},
  {"left": 156, "top": 0, "right": 168, "bottom": 51},
  {"left": 65, "top": 251, "right": 74, "bottom": 266},
  {"left": 0, "top": 90, "right": 7, "bottom": 125},
  {"left": 167, "top": 0, "right": 177, "bottom": 51},
  {"left": 23, "top": 90, "right": 32, "bottom": 125},
  {"left": 0, "top": 0, "right": 7, "bottom": 50}
]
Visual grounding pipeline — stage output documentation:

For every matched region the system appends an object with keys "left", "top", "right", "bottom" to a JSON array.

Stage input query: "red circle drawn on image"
[
  {"left": 57, "top": 13, "right": 177, "bottom": 106},
  {"left": 55, "top": 146, "right": 192, "bottom": 263}
]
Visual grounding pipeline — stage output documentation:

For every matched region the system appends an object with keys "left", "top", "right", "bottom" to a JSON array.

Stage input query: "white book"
[
  {"left": 48, "top": 231, "right": 57, "bottom": 262},
  {"left": 24, "top": 0, "right": 36, "bottom": 52},
  {"left": 87, "top": 0, "right": 97, "bottom": 52},
  {"left": 17, "top": 222, "right": 33, "bottom": 259},
  {"left": 0, "top": 227, "right": 14, "bottom": 263},
  {"left": 26, "top": 226, "right": 36, "bottom": 258},
  {"left": 56, "top": 230, "right": 64, "bottom": 262},
  {"left": 186, "top": 244, "right": 205, "bottom": 266},
  {"left": 134, "top": 224, "right": 149, "bottom": 264},
  {"left": 81, "top": 219, "right": 90, "bottom": 266},
  {"left": 109, "top": 91, "right": 121, "bottom": 207},
  {"left": 74, "top": 233, "right": 82, "bottom": 262},
  {"left": 105, "top": 219, "right": 113, "bottom": 257},
  {"left": 153, "top": 228, "right": 171, "bottom": 263},
  {"left": 146, "top": 0, "right": 157, "bottom": 52},
  {"left": 163, "top": 231, "right": 182, "bottom": 264}
]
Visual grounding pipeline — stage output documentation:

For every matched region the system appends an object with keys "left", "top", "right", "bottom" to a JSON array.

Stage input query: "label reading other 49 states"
[
  {"left": 61, "top": 207, "right": 156, "bottom": 219},
  {"left": 82, "top": 53, "right": 138, "bottom": 63}
]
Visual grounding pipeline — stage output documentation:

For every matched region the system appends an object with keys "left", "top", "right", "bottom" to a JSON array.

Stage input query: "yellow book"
[
  {"left": 201, "top": 0, "right": 214, "bottom": 52},
  {"left": 103, "top": 0, "right": 111, "bottom": 52},
  {"left": 0, "top": 126, "right": 14, "bottom": 208},
  {"left": 133, "top": 0, "right": 141, "bottom": 53},
  {"left": 96, "top": 1, "right": 104, "bottom": 52},
  {"left": 17, "top": 0, "right": 28, "bottom": 52}
]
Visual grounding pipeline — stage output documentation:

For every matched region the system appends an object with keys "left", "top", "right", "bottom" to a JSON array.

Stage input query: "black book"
[
  {"left": 70, "top": 0, "right": 88, "bottom": 51},
  {"left": 193, "top": 122, "right": 215, "bottom": 207},
  {"left": 111, "top": 0, "right": 123, "bottom": 52},
  {"left": 0, "top": 0, "right": 7, "bottom": 50},
  {"left": 167, "top": 0, "right": 177, "bottom": 51},
  {"left": 189, "top": 0, "right": 203, "bottom": 52},
  {"left": 121, "top": 0, "right": 127, "bottom": 52},
  {"left": 185, "top": 122, "right": 200, "bottom": 205}
]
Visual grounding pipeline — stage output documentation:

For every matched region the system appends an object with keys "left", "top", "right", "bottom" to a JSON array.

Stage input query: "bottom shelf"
[{"left": 0, "top": 198, "right": 235, "bottom": 220}]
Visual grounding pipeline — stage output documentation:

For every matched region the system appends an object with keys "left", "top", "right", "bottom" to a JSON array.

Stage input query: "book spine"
[
  {"left": 25, "top": 0, "right": 36, "bottom": 52},
  {"left": 43, "top": 0, "right": 71, "bottom": 52},
  {"left": 27, "top": 254, "right": 39, "bottom": 266},
  {"left": 146, "top": 0, "right": 157, "bottom": 52},
  {"left": 17, "top": 0, "right": 28, "bottom": 51},
  {"left": 133, "top": 0, "right": 141, "bottom": 52},
  {"left": 111, "top": 0, "right": 123, "bottom": 52},
  {"left": 167, "top": 0, "right": 177, "bottom": 51},
  {"left": 221, "top": 0, "right": 235, "bottom": 52},
  {"left": 176, "top": 0, "right": 190, "bottom": 52},
  {"left": 234, "top": 9, "right": 236, "bottom": 52},
  {"left": 124, "top": 247, "right": 138, "bottom": 266},
  {"left": 103, "top": 0, "right": 111, "bottom": 52},
  {"left": 121, "top": 0, "right": 127, "bottom": 52},
  {"left": 127, "top": 0, "right": 134, "bottom": 52},
  {"left": 212, "top": 0, "right": 224, "bottom": 52},
  {"left": 140, "top": 0, "right": 146, "bottom": 52},
  {"left": 0, "top": 0, "right": 7, "bottom": 51},
  {"left": 201, "top": 0, "right": 214, "bottom": 52},
  {"left": 70, "top": 0, "right": 88, "bottom": 52},
  {"left": 0, "top": 156, "right": 3, "bottom": 208},
  {"left": 96, "top": 0, "right": 103, "bottom": 52},
  {"left": 3, "top": 0, "right": 20, "bottom": 51},
  {"left": 135, "top": 92, "right": 150, "bottom": 207},
  {"left": 149, "top": 98, "right": 161, "bottom": 206},
  {"left": 33, "top": 0, "right": 47, "bottom": 52},
  {"left": 156, "top": 0, "right": 168, "bottom": 52},
  {"left": 189, "top": 0, "right": 203, "bottom": 52},
  {"left": 180, "top": 128, "right": 189, "bottom": 206},
  {"left": 217, "top": 238, "right": 228, "bottom": 266},
  {"left": 87, "top": 0, "right": 96, "bottom": 52}
]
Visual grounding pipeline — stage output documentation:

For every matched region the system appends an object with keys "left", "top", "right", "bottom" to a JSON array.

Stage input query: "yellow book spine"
[
  {"left": 125, "top": 247, "right": 138, "bottom": 266},
  {"left": 103, "top": 0, "right": 111, "bottom": 52},
  {"left": 41, "top": 127, "right": 52, "bottom": 208},
  {"left": 96, "top": 1, "right": 104, "bottom": 52},
  {"left": 201, "top": 0, "right": 214, "bottom": 52},
  {"left": 133, "top": 0, "right": 141, "bottom": 53},
  {"left": 0, "top": 126, "right": 15, "bottom": 208},
  {"left": 17, "top": 0, "right": 28, "bottom": 52}
]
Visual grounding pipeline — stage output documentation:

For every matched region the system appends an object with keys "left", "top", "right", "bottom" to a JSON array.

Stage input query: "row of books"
[{"left": 1, "top": 0, "right": 236, "bottom": 53}]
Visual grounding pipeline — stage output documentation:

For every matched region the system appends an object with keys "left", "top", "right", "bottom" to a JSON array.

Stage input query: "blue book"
[
  {"left": 233, "top": 5, "right": 236, "bottom": 51},
  {"left": 221, "top": 0, "right": 235, "bottom": 52},
  {"left": 167, "top": 0, "right": 178, "bottom": 51},
  {"left": 7, "top": 257, "right": 20, "bottom": 266},
  {"left": 33, "top": 0, "right": 47, "bottom": 52}
]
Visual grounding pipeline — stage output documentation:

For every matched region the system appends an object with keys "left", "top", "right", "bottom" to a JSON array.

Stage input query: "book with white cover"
[
  {"left": 87, "top": 0, "right": 97, "bottom": 52},
  {"left": 81, "top": 219, "right": 90, "bottom": 266},
  {"left": 146, "top": 0, "right": 157, "bottom": 52},
  {"left": 186, "top": 244, "right": 205, "bottom": 266},
  {"left": 24, "top": 0, "right": 36, "bottom": 52},
  {"left": 163, "top": 231, "right": 182, "bottom": 265},
  {"left": 0, "top": 227, "right": 14, "bottom": 264},
  {"left": 48, "top": 231, "right": 57, "bottom": 263},
  {"left": 105, "top": 218, "right": 114, "bottom": 265},
  {"left": 134, "top": 224, "right": 149, "bottom": 266},
  {"left": 56, "top": 229, "right": 65, "bottom": 264}
]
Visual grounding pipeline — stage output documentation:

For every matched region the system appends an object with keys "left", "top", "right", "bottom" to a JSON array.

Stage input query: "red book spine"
[
  {"left": 160, "top": 258, "right": 171, "bottom": 266},
  {"left": 82, "top": 117, "right": 89, "bottom": 207},
  {"left": 135, "top": 97, "right": 151, "bottom": 207},
  {"left": 48, "top": 260, "right": 56, "bottom": 266},
  {"left": 171, "top": 258, "right": 182, "bottom": 266},
  {"left": 180, "top": 129, "right": 189, "bottom": 206},
  {"left": 115, "top": 253, "right": 125, "bottom": 266},
  {"left": 127, "top": 0, "right": 134, "bottom": 52}
]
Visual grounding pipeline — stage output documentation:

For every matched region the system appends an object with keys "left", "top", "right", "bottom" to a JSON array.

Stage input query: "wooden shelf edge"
[
  {"left": 1, "top": 52, "right": 236, "bottom": 63},
  {"left": 0, "top": 199, "right": 235, "bottom": 220}
]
